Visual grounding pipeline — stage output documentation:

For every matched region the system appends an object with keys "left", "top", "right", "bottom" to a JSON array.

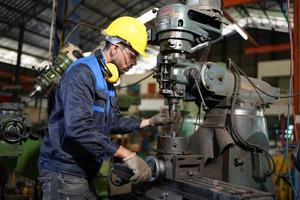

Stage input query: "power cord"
[{"left": 118, "top": 71, "right": 154, "bottom": 89}]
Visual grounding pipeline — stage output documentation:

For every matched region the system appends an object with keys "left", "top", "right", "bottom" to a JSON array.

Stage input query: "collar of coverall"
[{"left": 94, "top": 49, "right": 107, "bottom": 65}]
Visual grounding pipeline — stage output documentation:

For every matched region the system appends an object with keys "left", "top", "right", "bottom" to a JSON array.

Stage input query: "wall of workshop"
[{"left": 258, "top": 59, "right": 290, "bottom": 116}]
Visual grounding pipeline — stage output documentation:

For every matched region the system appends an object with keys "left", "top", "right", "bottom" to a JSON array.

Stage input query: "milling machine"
[{"left": 112, "top": 1, "right": 279, "bottom": 199}]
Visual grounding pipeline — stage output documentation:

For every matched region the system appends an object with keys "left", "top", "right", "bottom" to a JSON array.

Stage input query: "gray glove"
[
  {"left": 149, "top": 110, "right": 170, "bottom": 126},
  {"left": 123, "top": 153, "right": 152, "bottom": 184}
]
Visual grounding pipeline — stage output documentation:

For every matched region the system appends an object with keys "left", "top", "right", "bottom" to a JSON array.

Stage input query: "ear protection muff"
[
  {"left": 95, "top": 50, "right": 120, "bottom": 84},
  {"left": 105, "top": 63, "right": 119, "bottom": 84}
]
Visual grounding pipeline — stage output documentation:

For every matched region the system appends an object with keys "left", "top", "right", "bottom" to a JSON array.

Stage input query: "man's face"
[{"left": 111, "top": 44, "right": 139, "bottom": 74}]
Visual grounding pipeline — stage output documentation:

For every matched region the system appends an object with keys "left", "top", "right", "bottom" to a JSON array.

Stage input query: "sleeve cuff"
[
  {"left": 100, "top": 142, "right": 120, "bottom": 160},
  {"left": 136, "top": 119, "right": 142, "bottom": 129}
]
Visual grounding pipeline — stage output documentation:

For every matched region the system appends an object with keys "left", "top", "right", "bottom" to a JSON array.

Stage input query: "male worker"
[{"left": 38, "top": 16, "right": 169, "bottom": 200}]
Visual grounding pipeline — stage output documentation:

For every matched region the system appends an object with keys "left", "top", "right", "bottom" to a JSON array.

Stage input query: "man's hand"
[
  {"left": 123, "top": 153, "right": 152, "bottom": 184},
  {"left": 149, "top": 110, "right": 170, "bottom": 126}
]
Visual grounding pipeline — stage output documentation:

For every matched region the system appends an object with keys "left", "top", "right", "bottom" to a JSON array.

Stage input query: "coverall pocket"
[{"left": 59, "top": 174, "right": 96, "bottom": 199}]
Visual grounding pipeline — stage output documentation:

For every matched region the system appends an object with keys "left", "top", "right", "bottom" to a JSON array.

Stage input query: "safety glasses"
[{"left": 116, "top": 44, "right": 139, "bottom": 66}]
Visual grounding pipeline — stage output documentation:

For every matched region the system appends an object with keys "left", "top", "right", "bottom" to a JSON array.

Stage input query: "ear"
[{"left": 109, "top": 45, "right": 118, "bottom": 58}]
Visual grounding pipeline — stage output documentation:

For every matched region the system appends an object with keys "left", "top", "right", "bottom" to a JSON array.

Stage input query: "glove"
[
  {"left": 123, "top": 153, "right": 152, "bottom": 184},
  {"left": 149, "top": 110, "right": 170, "bottom": 126},
  {"left": 170, "top": 112, "right": 181, "bottom": 124}
]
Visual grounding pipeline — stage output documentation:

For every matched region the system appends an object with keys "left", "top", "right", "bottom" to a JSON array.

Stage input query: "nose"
[{"left": 127, "top": 64, "right": 133, "bottom": 70}]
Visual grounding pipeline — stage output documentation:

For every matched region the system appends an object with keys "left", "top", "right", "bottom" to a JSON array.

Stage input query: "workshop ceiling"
[{"left": 0, "top": 0, "right": 293, "bottom": 70}]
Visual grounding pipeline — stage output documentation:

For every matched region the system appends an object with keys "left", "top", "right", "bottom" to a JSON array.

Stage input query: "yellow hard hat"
[{"left": 103, "top": 16, "right": 148, "bottom": 57}]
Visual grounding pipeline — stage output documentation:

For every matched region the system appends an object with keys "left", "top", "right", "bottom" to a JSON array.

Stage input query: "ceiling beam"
[
  {"left": 245, "top": 43, "right": 290, "bottom": 54},
  {"left": 224, "top": 0, "right": 261, "bottom": 8}
]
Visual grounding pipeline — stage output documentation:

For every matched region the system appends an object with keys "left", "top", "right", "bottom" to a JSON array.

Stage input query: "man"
[{"left": 38, "top": 16, "right": 169, "bottom": 200}]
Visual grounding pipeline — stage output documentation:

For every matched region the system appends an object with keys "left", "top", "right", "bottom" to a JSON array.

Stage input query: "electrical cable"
[
  {"left": 63, "top": 23, "right": 80, "bottom": 44},
  {"left": 118, "top": 71, "right": 154, "bottom": 89},
  {"left": 194, "top": 78, "right": 208, "bottom": 110},
  {"left": 231, "top": 63, "right": 266, "bottom": 104},
  {"left": 63, "top": 21, "right": 102, "bottom": 45}
]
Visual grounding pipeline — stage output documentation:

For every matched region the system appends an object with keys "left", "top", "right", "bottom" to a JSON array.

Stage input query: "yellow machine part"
[{"left": 272, "top": 152, "right": 293, "bottom": 200}]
